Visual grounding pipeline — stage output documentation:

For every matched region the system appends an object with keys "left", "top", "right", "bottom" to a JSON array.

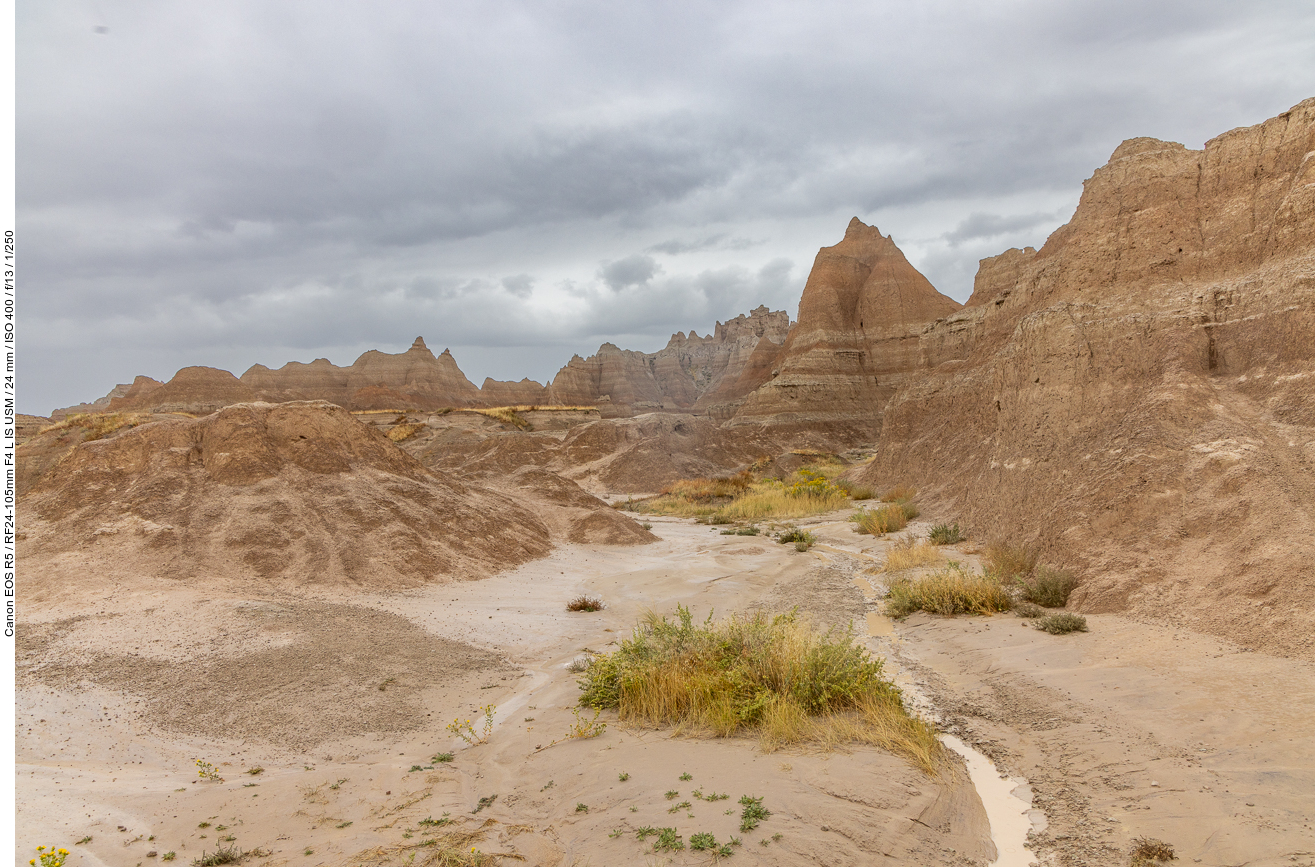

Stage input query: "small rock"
[
  {"left": 1150, "top": 781, "right": 1159, "bottom": 787},
  {"left": 146, "top": 853, "right": 158, "bottom": 859}
]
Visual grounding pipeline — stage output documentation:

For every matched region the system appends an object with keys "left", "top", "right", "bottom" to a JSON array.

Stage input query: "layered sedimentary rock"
[
  {"left": 19, "top": 401, "right": 555, "bottom": 594},
  {"left": 854, "top": 98, "right": 1315, "bottom": 659},
  {"left": 114, "top": 367, "right": 256, "bottom": 415},
  {"left": 480, "top": 378, "right": 548, "bottom": 406},
  {"left": 545, "top": 306, "right": 790, "bottom": 415},
  {"left": 731, "top": 221, "right": 961, "bottom": 428},
  {"left": 51, "top": 381, "right": 135, "bottom": 419},
  {"left": 239, "top": 337, "right": 484, "bottom": 409}
]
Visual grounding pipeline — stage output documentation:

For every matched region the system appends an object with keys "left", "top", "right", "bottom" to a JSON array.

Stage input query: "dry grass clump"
[
  {"left": 577, "top": 606, "right": 944, "bottom": 774},
  {"left": 984, "top": 540, "right": 1038, "bottom": 579},
  {"left": 852, "top": 502, "right": 916, "bottom": 535},
  {"left": 346, "top": 823, "right": 497, "bottom": 867},
  {"left": 386, "top": 422, "right": 426, "bottom": 442},
  {"left": 472, "top": 406, "right": 533, "bottom": 430},
  {"left": 40, "top": 412, "right": 147, "bottom": 442},
  {"left": 1035, "top": 613, "right": 1088, "bottom": 634},
  {"left": 1013, "top": 601, "right": 1045, "bottom": 618},
  {"left": 639, "top": 464, "right": 857, "bottom": 522},
  {"left": 880, "top": 485, "right": 917, "bottom": 503},
  {"left": 1128, "top": 837, "right": 1175, "bottom": 866},
  {"left": 881, "top": 535, "right": 944, "bottom": 572},
  {"left": 566, "top": 595, "right": 605, "bottom": 612},
  {"left": 885, "top": 564, "right": 1013, "bottom": 618},
  {"left": 1015, "top": 565, "right": 1079, "bottom": 608},
  {"left": 775, "top": 527, "right": 818, "bottom": 552},
  {"left": 836, "top": 479, "right": 875, "bottom": 500}
]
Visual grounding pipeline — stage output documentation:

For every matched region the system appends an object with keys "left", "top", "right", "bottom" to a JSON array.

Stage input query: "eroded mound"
[{"left": 19, "top": 401, "right": 553, "bottom": 596}]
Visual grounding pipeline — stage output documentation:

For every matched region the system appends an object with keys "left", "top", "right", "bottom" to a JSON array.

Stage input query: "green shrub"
[
  {"left": 1015, "top": 566, "right": 1078, "bottom": 608},
  {"left": 719, "top": 525, "right": 760, "bottom": 536},
  {"left": 776, "top": 527, "right": 817, "bottom": 551},
  {"left": 1035, "top": 613, "right": 1088, "bottom": 634},
  {"left": 884, "top": 565, "right": 1013, "bottom": 618},
  {"left": 927, "top": 523, "right": 964, "bottom": 545}
]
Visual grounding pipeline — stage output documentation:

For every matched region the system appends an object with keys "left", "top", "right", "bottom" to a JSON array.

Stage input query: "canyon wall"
[{"left": 854, "top": 98, "right": 1315, "bottom": 658}]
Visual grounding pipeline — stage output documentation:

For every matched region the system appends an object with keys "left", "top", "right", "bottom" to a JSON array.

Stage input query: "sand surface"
[{"left": 18, "top": 513, "right": 1315, "bottom": 866}]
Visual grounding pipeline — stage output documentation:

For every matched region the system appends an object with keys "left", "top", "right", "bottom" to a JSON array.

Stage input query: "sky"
[{"left": 17, "top": 0, "right": 1315, "bottom": 415}]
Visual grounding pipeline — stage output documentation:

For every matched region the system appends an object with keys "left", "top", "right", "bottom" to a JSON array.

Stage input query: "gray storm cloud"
[{"left": 17, "top": 0, "right": 1315, "bottom": 413}]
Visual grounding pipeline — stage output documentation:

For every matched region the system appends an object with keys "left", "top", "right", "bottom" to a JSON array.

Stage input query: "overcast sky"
[{"left": 18, "top": 1, "right": 1315, "bottom": 414}]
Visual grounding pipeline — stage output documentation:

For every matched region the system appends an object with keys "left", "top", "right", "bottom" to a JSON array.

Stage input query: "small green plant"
[
  {"left": 335, "top": 821, "right": 353, "bottom": 829},
  {"left": 472, "top": 794, "right": 497, "bottom": 813},
  {"left": 771, "top": 833, "right": 782, "bottom": 842},
  {"left": 618, "top": 772, "right": 630, "bottom": 781},
  {"left": 927, "top": 523, "right": 964, "bottom": 545},
  {"left": 194, "top": 759, "right": 223, "bottom": 782},
  {"left": 665, "top": 790, "right": 679, "bottom": 800},
  {"left": 641, "top": 521, "right": 653, "bottom": 530},
  {"left": 564, "top": 706, "right": 607, "bottom": 739},
  {"left": 447, "top": 705, "right": 496, "bottom": 745},
  {"left": 329, "top": 778, "right": 347, "bottom": 790},
  {"left": 30, "top": 847, "right": 69, "bottom": 867},
  {"left": 432, "top": 752, "right": 454, "bottom": 763},
  {"left": 566, "top": 595, "right": 605, "bottom": 612},
  {"left": 76, "top": 838, "right": 93, "bottom": 845},
  {"left": 1015, "top": 565, "right": 1078, "bottom": 607},
  {"left": 689, "top": 832, "right": 719, "bottom": 851},
  {"left": 162, "top": 854, "right": 176, "bottom": 862},
  {"left": 739, "top": 795, "right": 770, "bottom": 832},
  {"left": 667, "top": 801, "right": 692, "bottom": 813},
  {"left": 608, "top": 828, "right": 624, "bottom": 838},
  {"left": 1035, "top": 613, "right": 1088, "bottom": 634},
  {"left": 1014, "top": 601, "right": 1045, "bottom": 618},
  {"left": 629, "top": 805, "right": 638, "bottom": 812},
  {"left": 679, "top": 772, "right": 692, "bottom": 781},
  {"left": 303, "top": 849, "right": 313, "bottom": 857},
  {"left": 776, "top": 527, "right": 817, "bottom": 551},
  {"left": 245, "top": 767, "right": 263, "bottom": 776},
  {"left": 1129, "top": 837, "right": 1176, "bottom": 866},
  {"left": 418, "top": 814, "right": 452, "bottom": 827},
  {"left": 378, "top": 677, "right": 396, "bottom": 691},
  {"left": 575, "top": 803, "right": 589, "bottom": 813},
  {"left": 651, "top": 828, "right": 684, "bottom": 853},
  {"left": 198, "top": 822, "right": 211, "bottom": 829}
]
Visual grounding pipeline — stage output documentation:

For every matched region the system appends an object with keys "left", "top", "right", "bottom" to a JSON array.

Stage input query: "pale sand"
[{"left": 18, "top": 513, "right": 1315, "bottom": 866}]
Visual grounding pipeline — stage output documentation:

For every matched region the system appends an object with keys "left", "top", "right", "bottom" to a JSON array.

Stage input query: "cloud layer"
[{"left": 18, "top": 0, "right": 1315, "bottom": 412}]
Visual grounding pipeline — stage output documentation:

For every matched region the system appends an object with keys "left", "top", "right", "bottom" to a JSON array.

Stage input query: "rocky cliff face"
[
  {"left": 545, "top": 305, "right": 791, "bottom": 415},
  {"left": 854, "top": 98, "right": 1315, "bottom": 659},
  {"left": 731, "top": 220, "right": 961, "bottom": 428}
]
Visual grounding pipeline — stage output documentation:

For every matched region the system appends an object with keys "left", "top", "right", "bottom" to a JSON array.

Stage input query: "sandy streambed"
[{"left": 17, "top": 512, "right": 1315, "bottom": 866}]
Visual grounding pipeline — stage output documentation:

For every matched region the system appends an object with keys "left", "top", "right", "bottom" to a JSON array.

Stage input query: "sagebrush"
[{"left": 885, "top": 564, "right": 1013, "bottom": 617}]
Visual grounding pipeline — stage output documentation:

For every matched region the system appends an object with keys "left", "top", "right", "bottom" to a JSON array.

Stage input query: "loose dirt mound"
[
  {"left": 19, "top": 401, "right": 553, "bottom": 596},
  {"left": 855, "top": 98, "right": 1315, "bottom": 660}
]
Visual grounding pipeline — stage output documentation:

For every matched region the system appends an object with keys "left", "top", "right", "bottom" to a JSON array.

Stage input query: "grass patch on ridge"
[
  {"left": 577, "top": 606, "right": 944, "bottom": 774},
  {"left": 637, "top": 463, "right": 861, "bottom": 522}
]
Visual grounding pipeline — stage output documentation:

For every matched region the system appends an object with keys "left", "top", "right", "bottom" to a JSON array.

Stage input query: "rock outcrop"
[
  {"left": 853, "top": 98, "right": 1315, "bottom": 659},
  {"left": 19, "top": 401, "right": 555, "bottom": 595},
  {"left": 114, "top": 367, "right": 256, "bottom": 415},
  {"left": 731, "top": 220, "right": 961, "bottom": 429},
  {"left": 238, "top": 337, "right": 484, "bottom": 409},
  {"left": 545, "top": 306, "right": 791, "bottom": 415}
]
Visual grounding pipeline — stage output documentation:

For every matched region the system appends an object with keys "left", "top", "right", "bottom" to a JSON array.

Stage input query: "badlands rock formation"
[
  {"left": 731, "top": 220, "right": 961, "bottom": 428},
  {"left": 545, "top": 306, "right": 790, "bottom": 415},
  {"left": 19, "top": 401, "right": 563, "bottom": 596},
  {"left": 855, "top": 98, "right": 1315, "bottom": 659}
]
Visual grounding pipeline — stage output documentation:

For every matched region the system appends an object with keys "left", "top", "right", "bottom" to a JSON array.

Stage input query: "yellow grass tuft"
[
  {"left": 386, "top": 422, "right": 426, "bottom": 442},
  {"left": 471, "top": 406, "right": 533, "bottom": 430},
  {"left": 880, "top": 484, "right": 917, "bottom": 503},
  {"left": 853, "top": 503, "right": 911, "bottom": 535},
  {"left": 639, "top": 464, "right": 858, "bottom": 522},
  {"left": 983, "top": 540, "right": 1037, "bottom": 579},
  {"left": 881, "top": 535, "right": 944, "bottom": 572},
  {"left": 884, "top": 564, "right": 1013, "bottom": 618},
  {"left": 39, "top": 412, "right": 148, "bottom": 442},
  {"left": 578, "top": 606, "right": 946, "bottom": 775}
]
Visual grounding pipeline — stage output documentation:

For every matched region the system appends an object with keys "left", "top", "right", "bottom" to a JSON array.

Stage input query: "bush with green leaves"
[
  {"left": 1014, "top": 565, "right": 1078, "bottom": 608},
  {"left": 927, "top": 523, "right": 964, "bottom": 545}
]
